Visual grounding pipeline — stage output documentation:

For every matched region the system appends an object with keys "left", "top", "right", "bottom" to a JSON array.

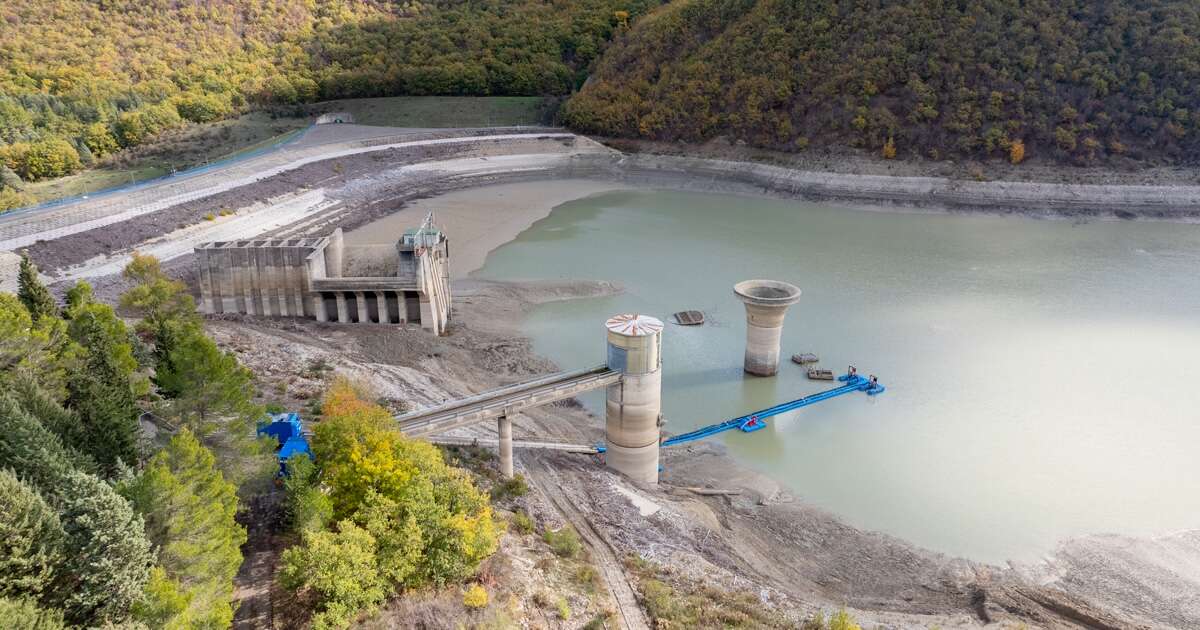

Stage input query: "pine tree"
[
  {"left": 65, "top": 306, "right": 142, "bottom": 471},
  {"left": 16, "top": 255, "right": 57, "bottom": 322},
  {"left": 0, "top": 597, "right": 66, "bottom": 630},
  {"left": 0, "top": 470, "right": 65, "bottom": 601},
  {"left": 0, "top": 393, "right": 81, "bottom": 493},
  {"left": 157, "top": 328, "right": 258, "bottom": 434},
  {"left": 0, "top": 393, "right": 151, "bottom": 627},
  {"left": 51, "top": 470, "right": 152, "bottom": 627},
  {"left": 121, "top": 429, "right": 246, "bottom": 628}
]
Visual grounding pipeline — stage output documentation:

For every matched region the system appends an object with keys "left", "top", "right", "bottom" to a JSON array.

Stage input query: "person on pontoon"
[
  {"left": 848, "top": 365, "right": 857, "bottom": 378},
  {"left": 869, "top": 375, "right": 878, "bottom": 388}
]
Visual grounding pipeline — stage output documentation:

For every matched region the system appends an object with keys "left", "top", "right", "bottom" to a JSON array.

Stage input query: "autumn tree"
[{"left": 1010, "top": 139, "right": 1026, "bottom": 164}]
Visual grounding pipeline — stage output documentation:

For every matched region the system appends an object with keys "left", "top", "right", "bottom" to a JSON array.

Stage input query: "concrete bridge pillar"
[
  {"left": 375, "top": 291, "right": 390, "bottom": 324},
  {"left": 335, "top": 293, "right": 350, "bottom": 323},
  {"left": 498, "top": 409, "right": 514, "bottom": 479},
  {"left": 604, "top": 314, "right": 664, "bottom": 485},
  {"left": 734, "top": 280, "right": 802, "bottom": 376},
  {"left": 355, "top": 291, "right": 369, "bottom": 323},
  {"left": 313, "top": 294, "right": 328, "bottom": 322}
]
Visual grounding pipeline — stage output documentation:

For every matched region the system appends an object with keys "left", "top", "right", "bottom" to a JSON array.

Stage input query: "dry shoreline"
[{"left": 331, "top": 179, "right": 1200, "bottom": 628}]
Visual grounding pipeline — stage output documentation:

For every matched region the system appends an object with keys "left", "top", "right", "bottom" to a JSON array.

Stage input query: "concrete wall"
[{"left": 195, "top": 229, "right": 451, "bottom": 333}]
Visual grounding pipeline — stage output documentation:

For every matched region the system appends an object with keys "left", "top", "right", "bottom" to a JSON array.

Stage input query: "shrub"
[
  {"left": 490, "top": 473, "right": 528, "bottom": 501},
  {"left": 1009, "top": 139, "right": 1026, "bottom": 164},
  {"left": 4, "top": 139, "right": 83, "bottom": 181},
  {"left": 543, "top": 526, "right": 582, "bottom": 559},
  {"left": 280, "top": 520, "right": 386, "bottom": 630},
  {"left": 510, "top": 510, "right": 534, "bottom": 535},
  {"left": 555, "top": 597, "right": 570, "bottom": 620},
  {"left": 462, "top": 584, "right": 488, "bottom": 609},
  {"left": 882, "top": 137, "right": 896, "bottom": 159},
  {"left": 573, "top": 564, "right": 600, "bottom": 590},
  {"left": 174, "top": 93, "right": 231, "bottom": 123}
]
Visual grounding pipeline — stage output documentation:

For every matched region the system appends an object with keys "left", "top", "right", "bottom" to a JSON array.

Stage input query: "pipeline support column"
[
  {"left": 734, "top": 280, "right": 802, "bottom": 376},
  {"left": 497, "top": 409, "right": 514, "bottom": 479},
  {"left": 604, "top": 314, "right": 664, "bottom": 485}
]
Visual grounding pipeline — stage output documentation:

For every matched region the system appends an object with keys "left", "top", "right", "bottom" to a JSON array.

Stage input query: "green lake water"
[{"left": 473, "top": 187, "right": 1200, "bottom": 563}]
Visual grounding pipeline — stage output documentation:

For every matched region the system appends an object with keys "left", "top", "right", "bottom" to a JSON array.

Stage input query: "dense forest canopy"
[
  {"left": 0, "top": 0, "right": 657, "bottom": 206},
  {"left": 563, "top": 0, "right": 1200, "bottom": 164}
]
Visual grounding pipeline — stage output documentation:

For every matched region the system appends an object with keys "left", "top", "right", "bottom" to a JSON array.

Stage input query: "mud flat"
[{"left": 343, "top": 179, "right": 631, "bottom": 278}]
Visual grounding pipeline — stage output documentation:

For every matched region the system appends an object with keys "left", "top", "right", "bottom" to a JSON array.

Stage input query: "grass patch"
[
  {"left": 625, "top": 555, "right": 795, "bottom": 629},
  {"left": 309, "top": 96, "right": 552, "bottom": 128}
]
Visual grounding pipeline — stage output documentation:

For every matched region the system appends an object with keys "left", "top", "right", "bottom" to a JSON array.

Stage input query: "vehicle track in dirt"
[{"left": 527, "top": 460, "right": 650, "bottom": 630}]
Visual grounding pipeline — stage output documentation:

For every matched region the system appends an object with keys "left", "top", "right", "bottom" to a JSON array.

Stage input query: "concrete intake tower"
[
  {"left": 604, "top": 314, "right": 664, "bottom": 484},
  {"left": 734, "top": 279, "right": 802, "bottom": 376}
]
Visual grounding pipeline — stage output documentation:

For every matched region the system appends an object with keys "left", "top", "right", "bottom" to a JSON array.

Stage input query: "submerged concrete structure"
[
  {"left": 195, "top": 221, "right": 451, "bottom": 333},
  {"left": 604, "top": 314, "right": 664, "bottom": 484},
  {"left": 734, "top": 279, "right": 802, "bottom": 376}
]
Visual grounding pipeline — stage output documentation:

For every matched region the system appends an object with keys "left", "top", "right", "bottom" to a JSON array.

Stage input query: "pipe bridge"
[{"left": 396, "top": 365, "right": 620, "bottom": 438}]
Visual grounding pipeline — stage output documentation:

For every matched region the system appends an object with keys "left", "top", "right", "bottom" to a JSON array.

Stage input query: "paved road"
[{"left": 0, "top": 125, "right": 565, "bottom": 251}]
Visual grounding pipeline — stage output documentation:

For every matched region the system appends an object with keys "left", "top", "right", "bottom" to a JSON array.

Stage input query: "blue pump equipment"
[{"left": 595, "top": 372, "right": 884, "bottom": 454}]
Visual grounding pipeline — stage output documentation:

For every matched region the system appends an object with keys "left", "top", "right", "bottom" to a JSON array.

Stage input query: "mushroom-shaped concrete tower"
[
  {"left": 604, "top": 313, "right": 664, "bottom": 484},
  {"left": 734, "top": 280, "right": 802, "bottom": 376}
]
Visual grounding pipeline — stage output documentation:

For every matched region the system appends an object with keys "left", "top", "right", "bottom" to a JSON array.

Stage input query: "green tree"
[
  {"left": 51, "top": 470, "right": 153, "bottom": 627},
  {"left": 0, "top": 597, "right": 66, "bottom": 630},
  {"left": 17, "top": 255, "right": 58, "bottom": 321},
  {"left": 62, "top": 281, "right": 93, "bottom": 316},
  {"left": 6, "top": 377, "right": 93, "bottom": 470},
  {"left": 65, "top": 304, "right": 143, "bottom": 471},
  {"left": 0, "top": 393, "right": 82, "bottom": 492},
  {"left": 121, "top": 428, "right": 246, "bottom": 629},
  {"left": 285, "top": 453, "right": 333, "bottom": 534},
  {"left": 5, "top": 139, "right": 82, "bottom": 181},
  {"left": 280, "top": 520, "right": 386, "bottom": 630},
  {"left": 0, "top": 470, "right": 65, "bottom": 601},
  {"left": 156, "top": 328, "right": 258, "bottom": 434},
  {"left": 0, "top": 294, "right": 67, "bottom": 394},
  {"left": 0, "top": 393, "right": 152, "bottom": 627}
]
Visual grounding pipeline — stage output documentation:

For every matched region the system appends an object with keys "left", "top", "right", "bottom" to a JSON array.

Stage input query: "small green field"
[
  {"left": 310, "top": 96, "right": 553, "bottom": 128},
  {"left": 24, "top": 112, "right": 308, "bottom": 205}
]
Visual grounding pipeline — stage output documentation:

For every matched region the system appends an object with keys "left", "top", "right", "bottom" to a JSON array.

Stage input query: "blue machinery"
[{"left": 595, "top": 372, "right": 884, "bottom": 454}]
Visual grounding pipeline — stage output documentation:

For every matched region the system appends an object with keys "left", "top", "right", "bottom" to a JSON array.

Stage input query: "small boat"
[
  {"left": 806, "top": 368, "right": 835, "bottom": 380},
  {"left": 672, "top": 310, "right": 705, "bottom": 326},
  {"left": 791, "top": 353, "right": 819, "bottom": 364}
]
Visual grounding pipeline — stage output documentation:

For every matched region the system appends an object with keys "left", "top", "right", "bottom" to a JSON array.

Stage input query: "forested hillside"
[
  {"left": 0, "top": 0, "right": 657, "bottom": 208},
  {"left": 563, "top": 0, "right": 1200, "bottom": 165}
]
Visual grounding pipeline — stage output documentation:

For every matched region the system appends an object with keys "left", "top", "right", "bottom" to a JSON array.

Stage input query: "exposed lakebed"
[{"left": 473, "top": 187, "right": 1200, "bottom": 563}]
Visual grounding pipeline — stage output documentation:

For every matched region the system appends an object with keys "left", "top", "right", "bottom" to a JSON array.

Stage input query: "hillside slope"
[
  {"left": 0, "top": 0, "right": 658, "bottom": 208},
  {"left": 563, "top": 0, "right": 1200, "bottom": 165}
]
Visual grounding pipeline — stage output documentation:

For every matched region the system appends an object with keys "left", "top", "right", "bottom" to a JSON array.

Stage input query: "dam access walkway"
[
  {"left": 396, "top": 367, "right": 885, "bottom": 462},
  {"left": 396, "top": 365, "right": 621, "bottom": 438}
]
